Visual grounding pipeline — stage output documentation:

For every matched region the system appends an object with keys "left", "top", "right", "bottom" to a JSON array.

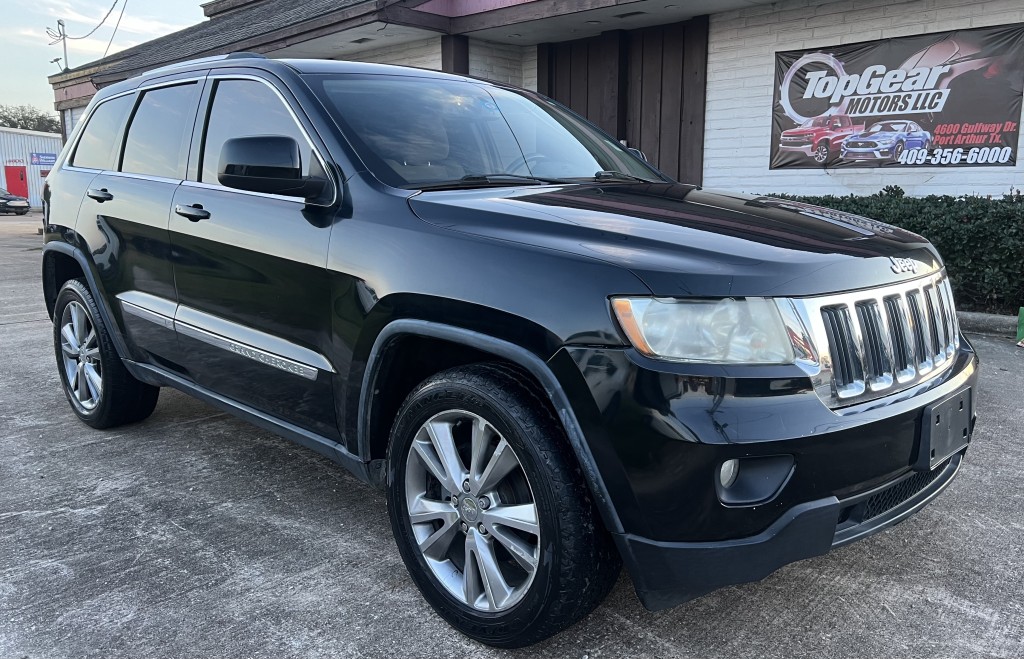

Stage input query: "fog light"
[
  {"left": 719, "top": 459, "right": 739, "bottom": 489},
  {"left": 715, "top": 455, "right": 795, "bottom": 507}
]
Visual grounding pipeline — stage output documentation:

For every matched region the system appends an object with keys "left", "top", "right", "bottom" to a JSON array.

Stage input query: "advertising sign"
[
  {"left": 771, "top": 23, "right": 1024, "bottom": 169},
  {"left": 30, "top": 153, "right": 57, "bottom": 166}
]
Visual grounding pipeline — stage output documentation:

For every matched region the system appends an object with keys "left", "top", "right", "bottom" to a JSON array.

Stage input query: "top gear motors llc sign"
[{"left": 770, "top": 23, "right": 1024, "bottom": 169}]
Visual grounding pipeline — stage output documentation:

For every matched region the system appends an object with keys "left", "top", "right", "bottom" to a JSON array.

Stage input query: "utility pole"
[{"left": 58, "top": 20, "right": 69, "bottom": 71}]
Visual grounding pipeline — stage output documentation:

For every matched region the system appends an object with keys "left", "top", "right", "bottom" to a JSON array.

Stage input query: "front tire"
[
  {"left": 813, "top": 142, "right": 830, "bottom": 163},
  {"left": 386, "top": 363, "right": 620, "bottom": 648},
  {"left": 52, "top": 279, "right": 159, "bottom": 428}
]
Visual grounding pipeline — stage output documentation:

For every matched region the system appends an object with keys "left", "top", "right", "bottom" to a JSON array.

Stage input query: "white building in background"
[
  {"left": 48, "top": 0, "right": 1024, "bottom": 198},
  {"left": 0, "top": 127, "right": 62, "bottom": 207}
]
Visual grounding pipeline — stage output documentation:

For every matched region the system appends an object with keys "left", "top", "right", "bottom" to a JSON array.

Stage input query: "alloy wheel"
[
  {"left": 59, "top": 300, "right": 102, "bottom": 410},
  {"left": 404, "top": 410, "right": 540, "bottom": 612}
]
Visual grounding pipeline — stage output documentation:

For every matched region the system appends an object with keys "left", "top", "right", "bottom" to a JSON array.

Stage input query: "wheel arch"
[
  {"left": 359, "top": 319, "right": 624, "bottom": 535},
  {"left": 42, "top": 242, "right": 131, "bottom": 361}
]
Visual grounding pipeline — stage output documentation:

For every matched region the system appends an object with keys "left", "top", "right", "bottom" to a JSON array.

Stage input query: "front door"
[
  {"left": 169, "top": 75, "right": 339, "bottom": 439},
  {"left": 4, "top": 164, "right": 28, "bottom": 198}
]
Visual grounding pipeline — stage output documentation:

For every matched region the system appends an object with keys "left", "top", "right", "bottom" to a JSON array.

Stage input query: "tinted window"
[
  {"left": 200, "top": 79, "right": 312, "bottom": 184},
  {"left": 307, "top": 76, "right": 658, "bottom": 189},
  {"left": 121, "top": 83, "right": 200, "bottom": 179},
  {"left": 71, "top": 95, "right": 132, "bottom": 170}
]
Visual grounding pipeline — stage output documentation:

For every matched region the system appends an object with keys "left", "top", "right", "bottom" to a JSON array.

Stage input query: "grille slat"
[
  {"left": 856, "top": 300, "right": 893, "bottom": 390},
  {"left": 813, "top": 273, "right": 956, "bottom": 406}
]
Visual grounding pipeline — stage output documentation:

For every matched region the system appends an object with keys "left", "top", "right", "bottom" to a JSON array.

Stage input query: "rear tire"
[
  {"left": 52, "top": 279, "right": 159, "bottom": 428},
  {"left": 386, "top": 363, "right": 620, "bottom": 648}
]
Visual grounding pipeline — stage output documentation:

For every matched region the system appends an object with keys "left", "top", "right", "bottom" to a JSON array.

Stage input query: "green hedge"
[{"left": 769, "top": 186, "right": 1023, "bottom": 315}]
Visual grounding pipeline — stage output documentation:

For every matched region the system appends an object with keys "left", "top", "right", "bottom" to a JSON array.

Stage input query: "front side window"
[
  {"left": 121, "top": 83, "right": 200, "bottom": 179},
  {"left": 200, "top": 78, "right": 313, "bottom": 184},
  {"left": 70, "top": 95, "right": 133, "bottom": 170},
  {"left": 305, "top": 75, "right": 661, "bottom": 189}
]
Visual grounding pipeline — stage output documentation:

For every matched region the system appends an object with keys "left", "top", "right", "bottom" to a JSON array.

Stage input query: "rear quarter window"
[{"left": 70, "top": 95, "right": 133, "bottom": 170}]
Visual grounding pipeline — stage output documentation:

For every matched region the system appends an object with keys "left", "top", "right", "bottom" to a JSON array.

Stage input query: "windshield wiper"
[
  {"left": 591, "top": 170, "right": 656, "bottom": 183},
  {"left": 410, "top": 173, "right": 569, "bottom": 191}
]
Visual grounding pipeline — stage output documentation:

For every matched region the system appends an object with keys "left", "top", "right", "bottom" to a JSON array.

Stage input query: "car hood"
[
  {"left": 408, "top": 183, "right": 940, "bottom": 297},
  {"left": 850, "top": 131, "right": 904, "bottom": 141},
  {"left": 0, "top": 193, "right": 27, "bottom": 201},
  {"left": 781, "top": 128, "right": 819, "bottom": 136}
]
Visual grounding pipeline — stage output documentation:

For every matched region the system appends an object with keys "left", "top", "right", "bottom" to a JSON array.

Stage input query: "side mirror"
[
  {"left": 628, "top": 147, "right": 648, "bottom": 162},
  {"left": 218, "top": 135, "right": 326, "bottom": 199}
]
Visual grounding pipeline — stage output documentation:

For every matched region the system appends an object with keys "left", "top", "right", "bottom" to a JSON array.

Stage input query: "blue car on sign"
[{"left": 840, "top": 120, "right": 932, "bottom": 162}]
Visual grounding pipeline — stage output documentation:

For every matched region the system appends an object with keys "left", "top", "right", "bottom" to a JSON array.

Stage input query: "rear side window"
[
  {"left": 200, "top": 78, "right": 312, "bottom": 184},
  {"left": 121, "top": 83, "right": 201, "bottom": 179},
  {"left": 70, "top": 95, "right": 132, "bottom": 170}
]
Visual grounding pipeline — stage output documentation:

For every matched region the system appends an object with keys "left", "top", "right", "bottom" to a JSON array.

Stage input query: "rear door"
[
  {"left": 72, "top": 76, "right": 205, "bottom": 366},
  {"left": 168, "top": 73, "right": 339, "bottom": 439}
]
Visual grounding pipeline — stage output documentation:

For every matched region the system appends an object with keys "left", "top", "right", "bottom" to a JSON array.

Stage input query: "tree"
[{"left": 0, "top": 105, "right": 61, "bottom": 134}]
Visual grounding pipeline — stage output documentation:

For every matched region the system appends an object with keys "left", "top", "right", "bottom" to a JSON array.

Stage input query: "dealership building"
[{"left": 48, "top": 0, "right": 1024, "bottom": 198}]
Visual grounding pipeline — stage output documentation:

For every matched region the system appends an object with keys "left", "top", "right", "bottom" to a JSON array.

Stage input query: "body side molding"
[
  {"left": 358, "top": 318, "right": 625, "bottom": 534},
  {"left": 114, "top": 290, "right": 335, "bottom": 380}
]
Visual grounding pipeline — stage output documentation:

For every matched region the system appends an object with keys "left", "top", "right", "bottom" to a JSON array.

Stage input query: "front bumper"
[
  {"left": 553, "top": 335, "right": 978, "bottom": 610},
  {"left": 842, "top": 147, "right": 893, "bottom": 160},
  {"left": 779, "top": 143, "right": 814, "bottom": 156},
  {"left": 618, "top": 453, "right": 963, "bottom": 610},
  {"left": 1, "top": 201, "right": 30, "bottom": 212}
]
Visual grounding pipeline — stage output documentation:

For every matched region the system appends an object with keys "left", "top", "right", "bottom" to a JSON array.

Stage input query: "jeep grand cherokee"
[{"left": 41, "top": 54, "right": 978, "bottom": 648}]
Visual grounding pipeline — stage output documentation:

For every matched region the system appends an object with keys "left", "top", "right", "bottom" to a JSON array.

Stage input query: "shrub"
[{"left": 768, "top": 187, "right": 1023, "bottom": 315}]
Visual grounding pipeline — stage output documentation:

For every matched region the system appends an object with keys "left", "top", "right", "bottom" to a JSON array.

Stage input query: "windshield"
[
  {"left": 305, "top": 75, "right": 662, "bottom": 189},
  {"left": 0, "top": 189, "right": 9, "bottom": 195},
  {"left": 866, "top": 122, "right": 907, "bottom": 133},
  {"left": 800, "top": 117, "right": 830, "bottom": 128}
]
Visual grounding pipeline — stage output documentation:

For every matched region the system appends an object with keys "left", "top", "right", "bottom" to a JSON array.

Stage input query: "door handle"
[
  {"left": 86, "top": 188, "right": 113, "bottom": 202},
  {"left": 174, "top": 203, "right": 211, "bottom": 222}
]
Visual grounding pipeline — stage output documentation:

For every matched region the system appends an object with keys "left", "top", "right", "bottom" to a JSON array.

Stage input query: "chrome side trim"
[
  {"left": 181, "top": 180, "right": 308, "bottom": 205},
  {"left": 174, "top": 305, "right": 335, "bottom": 374},
  {"left": 120, "top": 302, "right": 174, "bottom": 330},
  {"left": 175, "top": 322, "right": 319, "bottom": 381},
  {"left": 118, "top": 290, "right": 178, "bottom": 319},
  {"left": 113, "top": 290, "right": 333, "bottom": 380}
]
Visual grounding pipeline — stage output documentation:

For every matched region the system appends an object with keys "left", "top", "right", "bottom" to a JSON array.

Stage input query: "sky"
[{"left": 0, "top": 0, "right": 205, "bottom": 114}]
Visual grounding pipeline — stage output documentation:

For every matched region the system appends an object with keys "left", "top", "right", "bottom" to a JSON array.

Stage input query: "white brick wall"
[
  {"left": 703, "top": 0, "right": 1024, "bottom": 197},
  {"left": 343, "top": 38, "right": 442, "bottom": 70},
  {"left": 521, "top": 45, "right": 538, "bottom": 91},
  {"left": 341, "top": 38, "right": 537, "bottom": 91},
  {"left": 468, "top": 39, "right": 533, "bottom": 88}
]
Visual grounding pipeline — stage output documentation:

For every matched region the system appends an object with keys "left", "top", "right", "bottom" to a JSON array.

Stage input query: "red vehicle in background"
[{"left": 779, "top": 114, "right": 864, "bottom": 163}]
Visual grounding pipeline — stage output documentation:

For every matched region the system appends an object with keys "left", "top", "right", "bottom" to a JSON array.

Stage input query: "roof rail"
[{"left": 143, "top": 52, "right": 267, "bottom": 76}]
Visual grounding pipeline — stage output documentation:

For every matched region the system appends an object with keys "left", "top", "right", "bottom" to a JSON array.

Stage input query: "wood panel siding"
[{"left": 537, "top": 17, "right": 708, "bottom": 185}]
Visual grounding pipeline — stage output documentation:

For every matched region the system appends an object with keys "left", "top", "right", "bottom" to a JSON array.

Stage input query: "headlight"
[{"left": 611, "top": 297, "right": 795, "bottom": 364}]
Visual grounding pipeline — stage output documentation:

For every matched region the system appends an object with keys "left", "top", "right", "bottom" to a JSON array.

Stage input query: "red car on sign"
[{"left": 779, "top": 114, "right": 864, "bottom": 163}]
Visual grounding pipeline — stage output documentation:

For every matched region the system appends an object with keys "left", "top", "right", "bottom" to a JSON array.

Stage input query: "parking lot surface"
[{"left": 2, "top": 213, "right": 1022, "bottom": 658}]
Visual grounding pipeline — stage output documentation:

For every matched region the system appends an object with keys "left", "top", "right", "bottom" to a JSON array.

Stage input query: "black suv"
[{"left": 41, "top": 54, "right": 978, "bottom": 647}]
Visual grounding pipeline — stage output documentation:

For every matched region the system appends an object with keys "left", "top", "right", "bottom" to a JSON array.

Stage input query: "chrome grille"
[{"left": 788, "top": 271, "right": 959, "bottom": 408}]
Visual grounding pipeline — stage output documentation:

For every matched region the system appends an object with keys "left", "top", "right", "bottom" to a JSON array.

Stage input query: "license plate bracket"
[{"left": 914, "top": 387, "right": 972, "bottom": 471}]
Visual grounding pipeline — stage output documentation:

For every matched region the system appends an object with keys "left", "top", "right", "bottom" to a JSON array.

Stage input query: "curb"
[{"left": 957, "top": 311, "right": 1018, "bottom": 337}]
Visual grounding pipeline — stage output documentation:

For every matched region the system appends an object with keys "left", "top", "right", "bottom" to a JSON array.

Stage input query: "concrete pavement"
[{"left": 2, "top": 212, "right": 1022, "bottom": 658}]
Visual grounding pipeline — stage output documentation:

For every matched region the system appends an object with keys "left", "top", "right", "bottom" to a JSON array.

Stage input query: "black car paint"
[{"left": 41, "top": 58, "right": 978, "bottom": 612}]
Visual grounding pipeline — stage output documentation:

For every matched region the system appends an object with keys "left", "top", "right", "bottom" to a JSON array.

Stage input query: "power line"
[
  {"left": 46, "top": 0, "right": 120, "bottom": 42},
  {"left": 104, "top": 0, "right": 129, "bottom": 57}
]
